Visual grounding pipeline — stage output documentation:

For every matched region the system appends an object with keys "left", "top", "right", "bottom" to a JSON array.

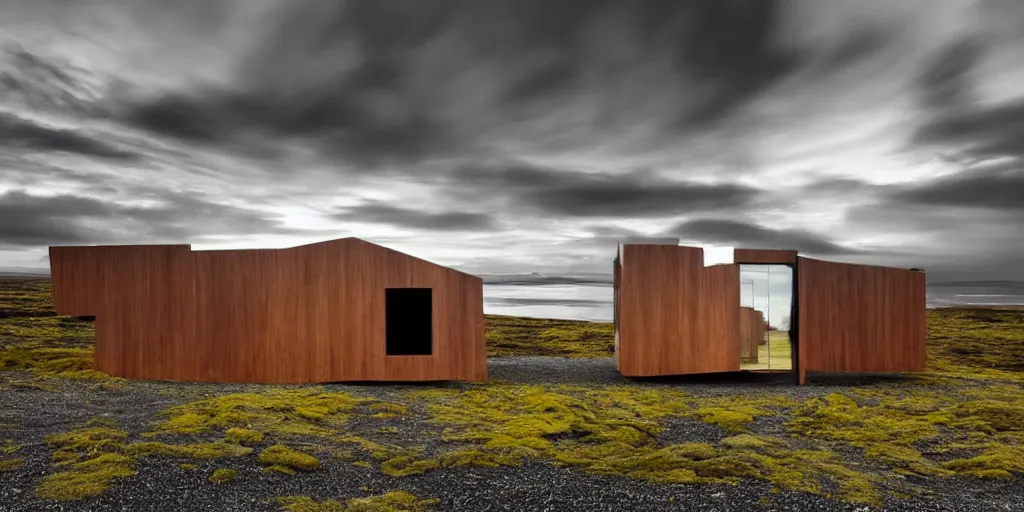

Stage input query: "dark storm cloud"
[
  {"left": 815, "top": 26, "right": 894, "bottom": 74},
  {"left": 111, "top": 0, "right": 818, "bottom": 166},
  {"left": 449, "top": 163, "right": 764, "bottom": 218},
  {"left": 0, "top": 189, "right": 302, "bottom": 248},
  {"left": 663, "top": 0, "right": 799, "bottom": 129},
  {"left": 916, "top": 36, "right": 985, "bottom": 111},
  {"left": 665, "top": 218, "right": 856, "bottom": 255},
  {"left": 0, "top": 112, "right": 137, "bottom": 160},
  {"left": 911, "top": 33, "right": 1024, "bottom": 164},
  {"left": 884, "top": 165, "right": 1024, "bottom": 211},
  {"left": 0, "top": 44, "right": 107, "bottom": 116},
  {"left": 913, "top": 100, "right": 1024, "bottom": 162},
  {"left": 333, "top": 201, "right": 499, "bottom": 231}
]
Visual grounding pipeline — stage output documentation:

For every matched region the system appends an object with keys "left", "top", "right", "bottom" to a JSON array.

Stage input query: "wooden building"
[
  {"left": 49, "top": 238, "right": 486, "bottom": 384},
  {"left": 612, "top": 243, "right": 926, "bottom": 384}
]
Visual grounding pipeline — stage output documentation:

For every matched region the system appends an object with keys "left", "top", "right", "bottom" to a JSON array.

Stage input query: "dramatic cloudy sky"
[{"left": 2, "top": 0, "right": 1023, "bottom": 282}]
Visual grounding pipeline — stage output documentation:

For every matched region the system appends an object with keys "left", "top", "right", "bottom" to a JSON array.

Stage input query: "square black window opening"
[{"left": 385, "top": 288, "right": 433, "bottom": 356}]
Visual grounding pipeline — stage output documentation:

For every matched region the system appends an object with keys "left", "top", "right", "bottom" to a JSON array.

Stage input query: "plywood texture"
[
  {"left": 615, "top": 244, "right": 925, "bottom": 383},
  {"left": 48, "top": 238, "right": 486, "bottom": 384},
  {"left": 797, "top": 256, "right": 926, "bottom": 383},
  {"left": 739, "top": 307, "right": 765, "bottom": 362},
  {"left": 614, "top": 244, "right": 739, "bottom": 377},
  {"left": 734, "top": 249, "right": 798, "bottom": 265}
]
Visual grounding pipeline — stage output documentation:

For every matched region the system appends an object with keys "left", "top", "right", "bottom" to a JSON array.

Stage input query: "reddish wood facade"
[
  {"left": 49, "top": 238, "right": 486, "bottom": 384},
  {"left": 614, "top": 244, "right": 926, "bottom": 384},
  {"left": 796, "top": 256, "right": 927, "bottom": 384}
]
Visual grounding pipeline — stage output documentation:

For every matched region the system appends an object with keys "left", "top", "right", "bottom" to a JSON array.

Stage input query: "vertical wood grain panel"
[
  {"left": 798, "top": 256, "right": 926, "bottom": 380},
  {"left": 616, "top": 244, "right": 740, "bottom": 377},
  {"left": 734, "top": 249, "right": 798, "bottom": 265},
  {"left": 47, "top": 238, "right": 486, "bottom": 383}
]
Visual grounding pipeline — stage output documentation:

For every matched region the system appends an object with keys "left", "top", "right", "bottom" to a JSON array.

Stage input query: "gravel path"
[{"left": 2, "top": 357, "right": 1023, "bottom": 512}]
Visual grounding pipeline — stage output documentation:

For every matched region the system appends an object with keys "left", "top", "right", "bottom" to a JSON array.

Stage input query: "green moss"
[
  {"left": 1, "top": 439, "right": 18, "bottom": 454},
  {"left": 926, "top": 308, "right": 1024, "bottom": 381},
  {"left": 0, "top": 439, "right": 23, "bottom": 471},
  {"left": 38, "top": 418, "right": 258, "bottom": 500},
  {"left": 0, "top": 316, "right": 94, "bottom": 341},
  {"left": 208, "top": 468, "right": 238, "bottom": 483},
  {"left": 0, "top": 341, "right": 107, "bottom": 379},
  {"left": 942, "top": 446, "right": 1024, "bottom": 478},
  {"left": 6, "top": 377, "right": 59, "bottom": 391},
  {"left": 225, "top": 427, "right": 265, "bottom": 445},
  {"left": 272, "top": 491, "right": 439, "bottom": 512},
  {"left": 338, "top": 435, "right": 418, "bottom": 463},
  {"left": 787, "top": 383, "right": 1024, "bottom": 486},
  {"left": 263, "top": 465, "right": 298, "bottom": 476},
  {"left": 485, "top": 315, "right": 613, "bottom": 358},
  {"left": 368, "top": 403, "right": 408, "bottom": 415},
  {"left": 0, "top": 279, "right": 55, "bottom": 318},
  {"left": 37, "top": 453, "right": 137, "bottom": 501},
  {"left": 391, "top": 385, "right": 883, "bottom": 505},
  {"left": 145, "top": 389, "right": 373, "bottom": 439},
  {"left": 179, "top": 463, "right": 196, "bottom": 470},
  {"left": 257, "top": 445, "right": 320, "bottom": 472},
  {"left": 128, "top": 441, "right": 253, "bottom": 459}
]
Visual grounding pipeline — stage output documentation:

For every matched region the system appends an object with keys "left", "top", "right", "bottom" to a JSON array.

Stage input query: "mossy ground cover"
[
  {"left": 485, "top": 315, "right": 613, "bottom": 357},
  {"left": 1, "top": 278, "right": 1023, "bottom": 510},
  {"left": 0, "top": 278, "right": 55, "bottom": 318},
  {"left": 272, "top": 491, "right": 440, "bottom": 512}
]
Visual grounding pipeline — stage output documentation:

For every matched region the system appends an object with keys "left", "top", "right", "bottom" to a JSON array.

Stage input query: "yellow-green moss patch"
[
  {"left": 0, "top": 279, "right": 55, "bottom": 318},
  {"left": 38, "top": 419, "right": 257, "bottom": 500},
  {"left": 0, "top": 342, "right": 106, "bottom": 379},
  {"left": 36, "top": 453, "right": 136, "bottom": 501},
  {"left": 272, "top": 491, "right": 439, "bottom": 512},
  {"left": 225, "top": 427, "right": 265, "bottom": 445},
  {"left": 209, "top": 468, "right": 238, "bottom": 483},
  {"left": 390, "top": 384, "right": 882, "bottom": 505},
  {"left": 788, "top": 384, "right": 1024, "bottom": 482},
  {"left": 0, "top": 316, "right": 94, "bottom": 340},
  {"left": 258, "top": 445, "right": 320, "bottom": 472},
  {"left": 145, "top": 388, "right": 374, "bottom": 439},
  {"left": 485, "top": 315, "right": 613, "bottom": 358},
  {"left": 0, "top": 439, "right": 23, "bottom": 471}
]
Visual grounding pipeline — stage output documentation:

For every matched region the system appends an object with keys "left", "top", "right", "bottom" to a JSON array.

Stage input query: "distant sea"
[{"left": 483, "top": 276, "right": 1024, "bottom": 322}]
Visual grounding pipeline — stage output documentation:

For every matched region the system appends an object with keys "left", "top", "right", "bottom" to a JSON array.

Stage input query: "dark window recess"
[{"left": 385, "top": 288, "right": 433, "bottom": 356}]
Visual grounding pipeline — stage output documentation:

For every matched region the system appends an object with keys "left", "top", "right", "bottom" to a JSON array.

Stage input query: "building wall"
[
  {"left": 797, "top": 256, "right": 927, "bottom": 383},
  {"left": 49, "top": 238, "right": 486, "bottom": 383},
  {"left": 615, "top": 244, "right": 739, "bottom": 377},
  {"left": 614, "top": 245, "right": 926, "bottom": 383}
]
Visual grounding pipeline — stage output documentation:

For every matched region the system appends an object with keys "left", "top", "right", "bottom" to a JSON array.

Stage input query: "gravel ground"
[{"left": 2, "top": 357, "right": 1023, "bottom": 512}]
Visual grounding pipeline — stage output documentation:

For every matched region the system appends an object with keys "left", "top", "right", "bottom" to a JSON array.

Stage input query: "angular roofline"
[{"left": 47, "top": 237, "right": 481, "bottom": 280}]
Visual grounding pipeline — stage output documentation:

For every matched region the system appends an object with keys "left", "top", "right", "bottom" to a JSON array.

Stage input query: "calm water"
[{"left": 483, "top": 280, "right": 1024, "bottom": 322}]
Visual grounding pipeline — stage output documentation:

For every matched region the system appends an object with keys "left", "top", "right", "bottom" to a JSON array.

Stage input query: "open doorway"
[{"left": 738, "top": 265, "right": 794, "bottom": 371}]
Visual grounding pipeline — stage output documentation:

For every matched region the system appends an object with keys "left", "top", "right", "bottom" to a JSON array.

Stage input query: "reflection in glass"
[{"left": 738, "top": 265, "right": 793, "bottom": 371}]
